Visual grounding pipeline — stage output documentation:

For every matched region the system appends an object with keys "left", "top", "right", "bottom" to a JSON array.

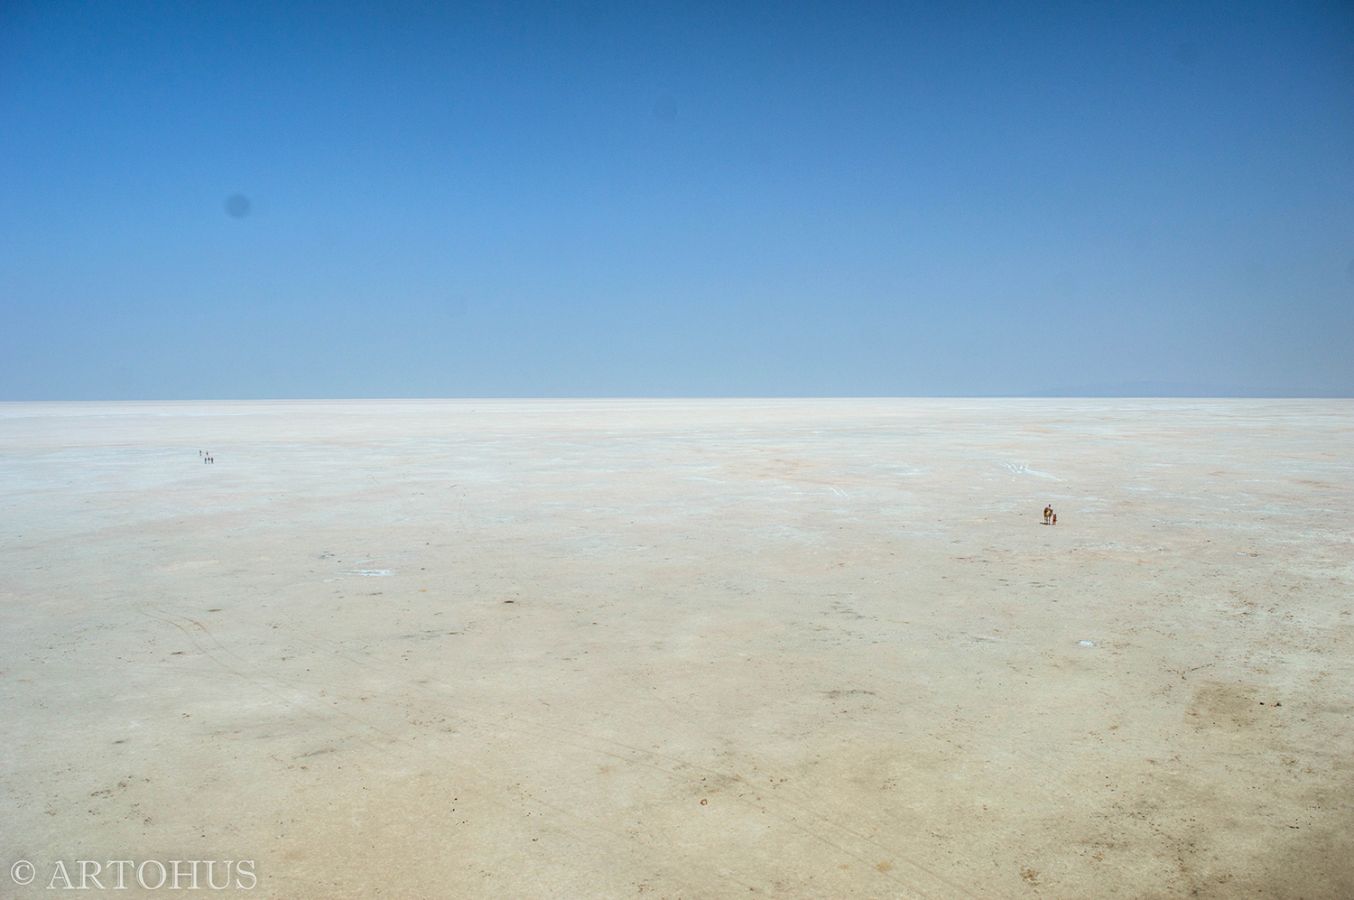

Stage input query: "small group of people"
[
  {"left": 1042, "top": 504, "right": 1057, "bottom": 526},
  {"left": 199, "top": 449, "right": 215, "bottom": 464}
]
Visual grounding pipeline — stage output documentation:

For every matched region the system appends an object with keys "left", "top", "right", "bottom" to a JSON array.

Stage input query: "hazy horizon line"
[{"left": 3, "top": 392, "right": 1351, "bottom": 404}]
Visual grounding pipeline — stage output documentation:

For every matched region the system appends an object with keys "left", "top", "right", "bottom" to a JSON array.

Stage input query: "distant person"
[
  {"left": 1043, "top": 504, "right": 1052, "bottom": 525},
  {"left": 1052, "top": 512, "right": 1057, "bottom": 525}
]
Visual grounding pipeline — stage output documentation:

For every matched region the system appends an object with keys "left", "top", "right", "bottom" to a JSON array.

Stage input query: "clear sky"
[{"left": 2, "top": 1, "right": 1351, "bottom": 399}]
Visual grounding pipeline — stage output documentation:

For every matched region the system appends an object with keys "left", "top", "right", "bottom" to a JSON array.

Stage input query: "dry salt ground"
[{"left": 1, "top": 399, "right": 1351, "bottom": 898}]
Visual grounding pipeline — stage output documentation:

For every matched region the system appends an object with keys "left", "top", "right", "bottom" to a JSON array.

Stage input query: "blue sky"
[{"left": 2, "top": 1, "right": 1351, "bottom": 398}]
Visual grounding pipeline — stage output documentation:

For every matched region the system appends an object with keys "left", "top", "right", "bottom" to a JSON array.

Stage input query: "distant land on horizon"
[
  {"left": 3, "top": 386, "right": 1352, "bottom": 403},
  {"left": 1025, "top": 381, "right": 1353, "bottom": 399}
]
